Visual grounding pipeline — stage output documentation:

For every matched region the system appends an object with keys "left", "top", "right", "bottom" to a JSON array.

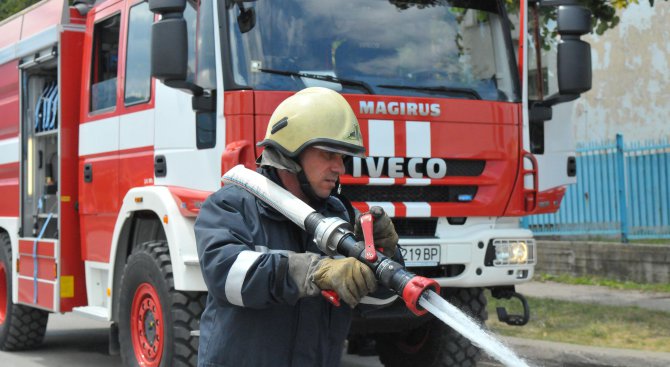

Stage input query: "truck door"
[{"left": 79, "top": 3, "right": 122, "bottom": 264}]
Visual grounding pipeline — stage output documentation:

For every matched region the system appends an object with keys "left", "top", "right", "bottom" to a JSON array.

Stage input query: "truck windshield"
[{"left": 226, "top": 0, "right": 519, "bottom": 101}]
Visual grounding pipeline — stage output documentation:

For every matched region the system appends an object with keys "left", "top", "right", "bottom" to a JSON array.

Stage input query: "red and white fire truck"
[{"left": 0, "top": 0, "right": 592, "bottom": 365}]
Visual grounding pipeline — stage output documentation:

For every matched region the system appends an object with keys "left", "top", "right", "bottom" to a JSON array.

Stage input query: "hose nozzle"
[{"left": 401, "top": 276, "right": 440, "bottom": 316}]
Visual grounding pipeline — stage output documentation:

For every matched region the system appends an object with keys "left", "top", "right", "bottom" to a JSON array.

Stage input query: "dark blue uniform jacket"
[{"left": 194, "top": 167, "right": 355, "bottom": 367}]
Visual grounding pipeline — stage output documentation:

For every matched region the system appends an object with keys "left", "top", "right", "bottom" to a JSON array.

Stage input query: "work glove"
[
  {"left": 287, "top": 253, "right": 322, "bottom": 298},
  {"left": 354, "top": 206, "right": 398, "bottom": 257},
  {"left": 312, "top": 257, "right": 377, "bottom": 308},
  {"left": 287, "top": 254, "right": 377, "bottom": 307}
]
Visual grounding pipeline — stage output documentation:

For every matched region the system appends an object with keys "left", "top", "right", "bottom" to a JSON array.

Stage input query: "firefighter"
[{"left": 194, "top": 87, "right": 399, "bottom": 367}]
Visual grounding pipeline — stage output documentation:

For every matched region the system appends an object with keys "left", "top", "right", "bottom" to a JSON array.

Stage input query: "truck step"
[{"left": 72, "top": 306, "right": 109, "bottom": 321}]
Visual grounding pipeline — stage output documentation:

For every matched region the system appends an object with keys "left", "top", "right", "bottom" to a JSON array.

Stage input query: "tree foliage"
[{"left": 505, "top": 0, "right": 666, "bottom": 36}]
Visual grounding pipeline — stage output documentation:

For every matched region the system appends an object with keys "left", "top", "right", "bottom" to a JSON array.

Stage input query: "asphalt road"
[
  {"left": 0, "top": 313, "right": 120, "bottom": 367},
  {"left": 0, "top": 313, "right": 390, "bottom": 367},
  {"left": 8, "top": 281, "right": 668, "bottom": 367}
]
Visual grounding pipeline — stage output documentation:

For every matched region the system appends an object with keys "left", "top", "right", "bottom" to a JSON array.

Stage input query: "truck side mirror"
[
  {"left": 149, "top": 0, "right": 186, "bottom": 14},
  {"left": 151, "top": 18, "right": 188, "bottom": 81},
  {"left": 149, "top": 0, "right": 203, "bottom": 96},
  {"left": 556, "top": 5, "right": 592, "bottom": 95}
]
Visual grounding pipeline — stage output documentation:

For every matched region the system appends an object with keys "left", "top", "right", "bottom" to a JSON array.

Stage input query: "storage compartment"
[{"left": 20, "top": 48, "right": 60, "bottom": 239}]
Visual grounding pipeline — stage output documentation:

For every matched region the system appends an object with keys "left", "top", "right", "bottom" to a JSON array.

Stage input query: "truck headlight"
[{"left": 492, "top": 239, "right": 535, "bottom": 266}]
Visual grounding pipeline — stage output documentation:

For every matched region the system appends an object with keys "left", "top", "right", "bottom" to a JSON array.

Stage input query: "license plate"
[{"left": 400, "top": 245, "right": 440, "bottom": 267}]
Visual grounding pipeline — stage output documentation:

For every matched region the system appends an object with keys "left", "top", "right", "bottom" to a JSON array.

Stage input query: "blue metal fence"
[{"left": 522, "top": 134, "right": 670, "bottom": 241}]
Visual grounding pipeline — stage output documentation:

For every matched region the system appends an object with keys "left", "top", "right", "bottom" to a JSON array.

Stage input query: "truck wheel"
[
  {"left": 376, "top": 287, "right": 487, "bottom": 367},
  {"left": 0, "top": 232, "right": 49, "bottom": 351},
  {"left": 119, "top": 241, "right": 205, "bottom": 367}
]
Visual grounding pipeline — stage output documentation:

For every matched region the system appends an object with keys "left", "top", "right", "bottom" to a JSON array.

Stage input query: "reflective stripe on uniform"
[
  {"left": 254, "top": 246, "right": 294, "bottom": 256},
  {"left": 225, "top": 250, "right": 263, "bottom": 306}
]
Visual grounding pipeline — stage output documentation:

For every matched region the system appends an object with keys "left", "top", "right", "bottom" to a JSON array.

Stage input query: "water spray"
[{"left": 222, "top": 165, "right": 530, "bottom": 366}]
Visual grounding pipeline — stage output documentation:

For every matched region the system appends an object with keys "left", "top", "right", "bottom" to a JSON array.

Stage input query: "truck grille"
[
  {"left": 340, "top": 185, "right": 477, "bottom": 203},
  {"left": 391, "top": 218, "right": 438, "bottom": 237},
  {"left": 441, "top": 160, "right": 485, "bottom": 176}
]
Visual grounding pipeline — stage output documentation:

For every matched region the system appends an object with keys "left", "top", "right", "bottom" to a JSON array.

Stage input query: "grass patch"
[
  {"left": 536, "top": 273, "right": 670, "bottom": 294},
  {"left": 487, "top": 293, "right": 670, "bottom": 353}
]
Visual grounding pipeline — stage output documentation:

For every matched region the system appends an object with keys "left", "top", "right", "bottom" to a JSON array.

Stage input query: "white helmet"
[{"left": 257, "top": 87, "right": 365, "bottom": 158}]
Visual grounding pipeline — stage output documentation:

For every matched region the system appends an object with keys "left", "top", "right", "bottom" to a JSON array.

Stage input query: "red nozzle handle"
[
  {"left": 321, "top": 290, "right": 340, "bottom": 307},
  {"left": 360, "top": 213, "right": 377, "bottom": 262},
  {"left": 401, "top": 276, "right": 440, "bottom": 316}
]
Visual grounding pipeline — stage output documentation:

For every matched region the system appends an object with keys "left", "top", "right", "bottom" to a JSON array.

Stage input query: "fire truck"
[{"left": 0, "top": 0, "right": 592, "bottom": 365}]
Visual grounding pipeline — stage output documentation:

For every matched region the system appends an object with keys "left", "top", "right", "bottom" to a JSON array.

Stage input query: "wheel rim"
[
  {"left": 130, "top": 283, "right": 164, "bottom": 367},
  {"left": 0, "top": 261, "right": 7, "bottom": 324}
]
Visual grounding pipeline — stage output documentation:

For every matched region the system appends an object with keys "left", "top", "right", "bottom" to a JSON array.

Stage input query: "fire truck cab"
[{"left": 0, "top": 0, "right": 592, "bottom": 366}]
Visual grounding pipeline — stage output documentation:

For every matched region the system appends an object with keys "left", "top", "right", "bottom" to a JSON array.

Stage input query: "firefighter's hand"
[
  {"left": 354, "top": 206, "right": 398, "bottom": 257},
  {"left": 312, "top": 258, "right": 377, "bottom": 308}
]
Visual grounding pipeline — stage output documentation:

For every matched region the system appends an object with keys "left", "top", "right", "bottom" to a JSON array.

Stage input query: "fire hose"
[{"left": 222, "top": 165, "right": 440, "bottom": 316}]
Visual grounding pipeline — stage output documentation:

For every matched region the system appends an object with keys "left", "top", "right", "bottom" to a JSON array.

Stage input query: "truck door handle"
[
  {"left": 154, "top": 155, "right": 167, "bottom": 177},
  {"left": 84, "top": 163, "right": 93, "bottom": 183}
]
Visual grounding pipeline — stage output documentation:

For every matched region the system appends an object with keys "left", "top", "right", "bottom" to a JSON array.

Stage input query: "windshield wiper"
[
  {"left": 258, "top": 68, "right": 374, "bottom": 94},
  {"left": 377, "top": 84, "right": 481, "bottom": 100}
]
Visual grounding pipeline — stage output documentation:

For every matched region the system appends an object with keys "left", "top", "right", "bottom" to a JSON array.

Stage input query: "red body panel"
[
  {"left": 249, "top": 91, "right": 523, "bottom": 217},
  {"left": 58, "top": 30, "right": 87, "bottom": 311},
  {"left": 118, "top": 146, "right": 155, "bottom": 199},
  {"left": 79, "top": 153, "right": 120, "bottom": 215},
  {"left": 17, "top": 239, "right": 57, "bottom": 311},
  {"left": 0, "top": 60, "right": 20, "bottom": 217},
  {"left": 0, "top": 163, "right": 19, "bottom": 217},
  {"left": 0, "top": 61, "right": 20, "bottom": 140},
  {"left": 18, "top": 253, "right": 56, "bottom": 281},
  {"left": 80, "top": 214, "right": 117, "bottom": 263},
  {"left": 223, "top": 91, "right": 257, "bottom": 171},
  {"left": 168, "top": 186, "right": 212, "bottom": 217},
  {"left": 19, "top": 240, "right": 55, "bottom": 257},
  {"left": 18, "top": 278, "right": 55, "bottom": 310},
  {"left": 78, "top": 0, "right": 157, "bottom": 263}
]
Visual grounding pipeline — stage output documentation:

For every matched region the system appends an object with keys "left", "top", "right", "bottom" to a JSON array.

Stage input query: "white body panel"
[
  {"left": 153, "top": 83, "right": 226, "bottom": 192},
  {"left": 535, "top": 101, "right": 578, "bottom": 191},
  {"left": 428, "top": 217, "right": 534, "bottom": 287},
  {"left": 0, "top": 138, "right": 19, "bottom": 165}
]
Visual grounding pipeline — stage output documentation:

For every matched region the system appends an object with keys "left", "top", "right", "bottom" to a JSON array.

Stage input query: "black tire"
[
  {"left": 118, "top": 241, "right": 205, "bottom": 367},
  {"left": 0, "top": 232, "right": 49, "bottom": 351},
  {"left": 376, "top": 287, "right": 488, "bottom": 367}
]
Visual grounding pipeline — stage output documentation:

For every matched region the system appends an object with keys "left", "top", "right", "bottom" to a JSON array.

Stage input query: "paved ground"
[
  {"left": 2, "top": 281, "right": 669, "bottom": 366},
  {"left": 343, "top": 280, "right": 670, "bottom": 367},
  {"left": 517, "top": 281, "right": 670, "bottom": 312},
  {"left": 493, "top": 281, "right": 670, "bottom": 367}
]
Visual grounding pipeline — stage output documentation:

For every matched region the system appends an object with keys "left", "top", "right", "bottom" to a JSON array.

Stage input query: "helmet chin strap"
[{"left": 297, "top": 170, "right": 327, "bottom": 207}]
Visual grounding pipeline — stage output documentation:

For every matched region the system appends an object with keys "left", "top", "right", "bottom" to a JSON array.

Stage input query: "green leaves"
[{"left": 505, "top": 0, "right": 665, "bottom": 37}]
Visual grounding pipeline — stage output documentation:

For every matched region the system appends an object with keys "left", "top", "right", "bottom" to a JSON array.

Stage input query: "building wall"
[
  {"left": 536, "top": 241, "right": 670, "bottom": 284},
  {"left": 572, "top": 1, "right": 670, "bottom": 144}
]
